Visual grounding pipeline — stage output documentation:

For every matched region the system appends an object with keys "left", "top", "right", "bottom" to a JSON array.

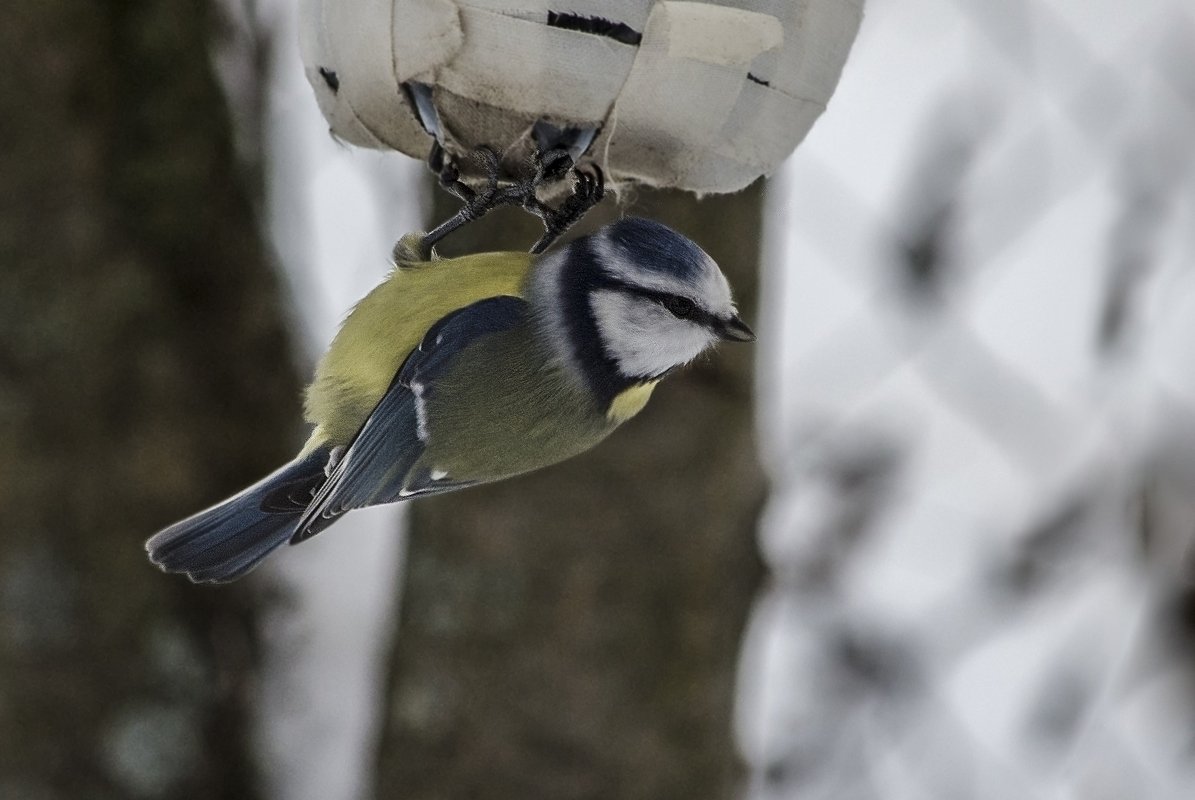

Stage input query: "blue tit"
[{"left": 146, "top": 217, "right": 755, "bottom": 583}]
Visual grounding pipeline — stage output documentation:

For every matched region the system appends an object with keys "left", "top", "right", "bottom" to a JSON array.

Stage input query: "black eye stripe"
[{"left": 592, "top": 277, "right": 717, "bottom": 327}]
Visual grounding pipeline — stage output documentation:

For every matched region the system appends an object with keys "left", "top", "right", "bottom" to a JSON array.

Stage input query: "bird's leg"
[
  {"left": 419, "top": 146, "right": 522, "bottom": 258},
  {"left": 462, "top": 146, "right": 605, "bottom": 253},
  {"left": 417, "top": 145, "right": 604, "bottom": 257}
]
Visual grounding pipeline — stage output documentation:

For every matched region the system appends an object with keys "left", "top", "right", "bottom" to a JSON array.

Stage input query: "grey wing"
[{"left": 291, "top": 295, "right": 528, "bottom": 543}]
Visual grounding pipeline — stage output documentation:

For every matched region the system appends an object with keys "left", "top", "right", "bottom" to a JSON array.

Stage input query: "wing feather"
[
  {"left": 304, "top": 251, "right": 535, "bottom": 446},
  {"left": 292, "top": 296, "right": 528, "bottom": 542}
]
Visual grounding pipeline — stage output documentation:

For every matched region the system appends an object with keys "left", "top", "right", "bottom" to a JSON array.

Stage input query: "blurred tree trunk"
[
  {"left": 373, "top": 183, "right": 766, "bottom": 799},
  {"left": 0, "top": 2, "right": 298, "bottom": 799}
]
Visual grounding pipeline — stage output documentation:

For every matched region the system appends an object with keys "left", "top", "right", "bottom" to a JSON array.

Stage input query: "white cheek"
[{"left": 590, "top": 291, "right": 716, "bottom": 377}]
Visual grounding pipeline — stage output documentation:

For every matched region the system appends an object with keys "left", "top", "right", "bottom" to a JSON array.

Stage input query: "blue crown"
[{"left": 602, "top": 217, "right": 709, "bottom": 282}]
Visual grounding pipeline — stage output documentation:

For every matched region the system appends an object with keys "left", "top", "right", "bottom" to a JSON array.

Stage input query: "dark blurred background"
[{"left": 3, "top": 1, "right": 1195, "bottom": 800}]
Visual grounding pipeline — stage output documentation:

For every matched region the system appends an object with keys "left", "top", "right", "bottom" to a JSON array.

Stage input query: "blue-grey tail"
[{"left": 146, "top": 448, "right": 329, "bottom": 583}]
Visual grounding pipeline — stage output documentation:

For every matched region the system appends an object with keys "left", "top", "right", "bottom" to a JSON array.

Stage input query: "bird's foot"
[
  {"left": 417, "top": 146, "right": 504, "bottom": 258},
  {"left": 419, "top": 145, "right": 604, "bottom": 256}
]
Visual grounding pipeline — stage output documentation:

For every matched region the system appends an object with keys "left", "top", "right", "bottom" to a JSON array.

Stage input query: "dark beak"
[{"left": 715, "top": 314, "right": 756, "bottom": 343}]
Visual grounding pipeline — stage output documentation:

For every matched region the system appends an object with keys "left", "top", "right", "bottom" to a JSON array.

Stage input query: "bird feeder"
[{"left": 300, "top": 0, "right": 863, "bottom": 194}]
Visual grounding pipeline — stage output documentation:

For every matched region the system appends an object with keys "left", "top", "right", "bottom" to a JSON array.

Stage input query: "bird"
[{"left": 145, "top": 217, "right": 756, "bottom": 583}]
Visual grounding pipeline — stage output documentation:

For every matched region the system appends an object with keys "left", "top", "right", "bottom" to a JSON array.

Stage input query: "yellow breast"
[{"left": 606, "top": 381, "right": 659, "bottom": 423}]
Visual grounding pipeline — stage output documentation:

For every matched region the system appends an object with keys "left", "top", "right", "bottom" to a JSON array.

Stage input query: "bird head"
[
  {"left": 529, "top": 216, "right": 754, "bottom": 399},
  {"left": 580, "top": 217, "right": 753, "bottom": 382}
]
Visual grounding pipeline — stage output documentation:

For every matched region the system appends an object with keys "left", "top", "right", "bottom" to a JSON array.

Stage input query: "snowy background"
[{"left": 228, "top": 0, "right": 1195, "bottom": 798}]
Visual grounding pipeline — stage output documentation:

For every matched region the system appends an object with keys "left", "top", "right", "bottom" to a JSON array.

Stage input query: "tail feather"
[{"left": 146, "top": 449, "right": 329, "bottom": 583}]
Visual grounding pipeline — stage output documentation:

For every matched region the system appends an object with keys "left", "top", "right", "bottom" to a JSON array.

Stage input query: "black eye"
[{"left": 663, "top": 295, "right": 696, "bottom": 319}]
